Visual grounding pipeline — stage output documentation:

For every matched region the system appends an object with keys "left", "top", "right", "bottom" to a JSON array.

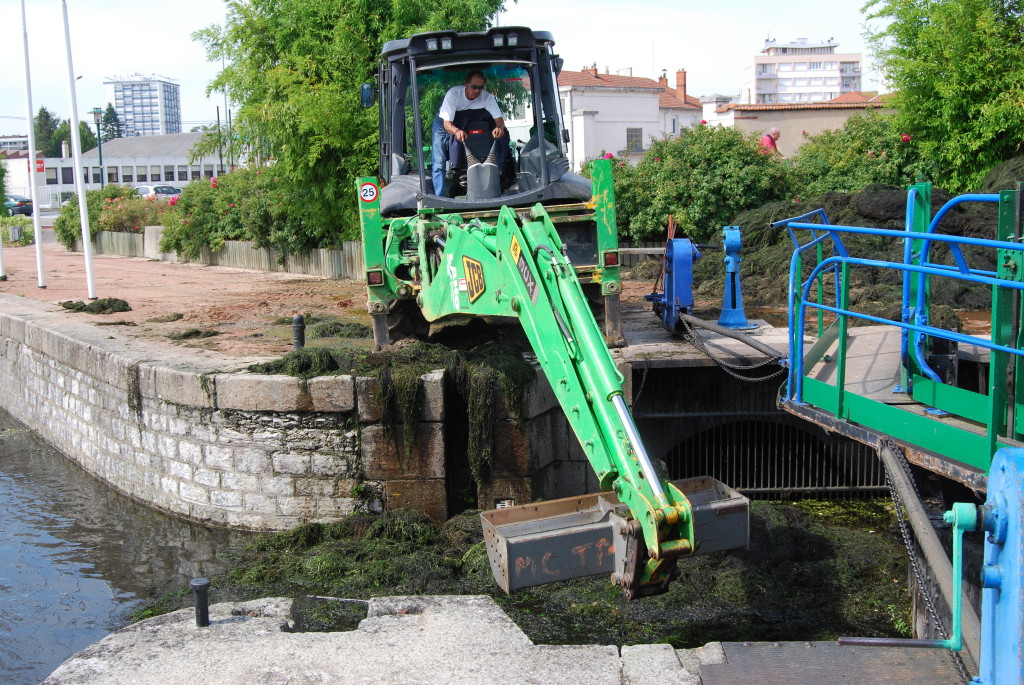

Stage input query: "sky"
[{"left": 1, "top": 0, "right": 885, "bottom": 137}]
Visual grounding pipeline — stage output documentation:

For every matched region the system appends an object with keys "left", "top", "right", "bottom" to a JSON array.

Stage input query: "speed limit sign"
[{"left": 359, "top": 182, "right": 379, "bottom": 203}]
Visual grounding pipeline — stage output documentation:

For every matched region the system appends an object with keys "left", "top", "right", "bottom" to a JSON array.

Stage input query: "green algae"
[
  {"left": 133, "top": 499, "right": 912, "bottom": 645},
  {"left": 60, "top": 298, "right": 132, "bottom": 314}
]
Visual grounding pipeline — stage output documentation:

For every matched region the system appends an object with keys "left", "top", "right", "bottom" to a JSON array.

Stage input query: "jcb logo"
[{"left": 463, "top": 257, "right": 485, "bottom": 303}]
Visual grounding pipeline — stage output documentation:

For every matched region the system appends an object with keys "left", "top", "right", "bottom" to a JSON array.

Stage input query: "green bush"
[
  {"left": 606, "top": 125, "right": 793, "bottom": 242},
  {"left": 53, "top": 184, "right": 137, "bottom": 249},
  {"left": 97, "top": 195, "right": 170, "bottom": 234},
  {"left": 0, "top": 216, "right": 34, "bottom": 246},
  {"left": 158, "top": 168, "right": 337, "bottom": 259},
  {"left": 790, "top": 113, "right": 931, "bottom": 196}
]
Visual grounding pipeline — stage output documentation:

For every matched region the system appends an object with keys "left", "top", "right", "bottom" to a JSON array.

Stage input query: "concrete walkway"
[{"left": 43, "top": 596, "right": 723, "bottom": 685}]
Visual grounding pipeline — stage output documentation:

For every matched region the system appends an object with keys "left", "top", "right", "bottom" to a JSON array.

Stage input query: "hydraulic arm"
[{"left": 361, "top": 177, "right": 749, "bottom": 597}]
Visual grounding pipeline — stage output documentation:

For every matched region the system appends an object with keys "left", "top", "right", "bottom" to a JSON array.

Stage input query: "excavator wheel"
[{"left": 386, "top": 299, "right": 430, "bottom": 343}]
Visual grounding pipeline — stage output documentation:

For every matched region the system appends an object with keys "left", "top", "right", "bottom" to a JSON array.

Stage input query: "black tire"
[{"left": 386, "top": 299, "right": 430, "bottom": 343}]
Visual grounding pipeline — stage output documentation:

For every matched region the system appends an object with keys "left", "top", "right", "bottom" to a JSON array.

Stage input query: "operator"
[{"left": 431, "top": 71, "right": 508, "bottom": 196}]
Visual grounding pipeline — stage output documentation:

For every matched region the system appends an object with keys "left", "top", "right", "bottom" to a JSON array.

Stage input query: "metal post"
[
  {"left": 292, "top": 313, "right": 306, "bottom": 349},
  {"left": 90, "top": 108, "right": 104, "bottom": 189},
  {"left": 60, "top": 0, "right": 96, "bottom": 299},
  {"left": 190, "top": 577, "right": 210, "bottom": 628},
  {"left": 20, "top": 0, "right": 45, "bottom": 288}
]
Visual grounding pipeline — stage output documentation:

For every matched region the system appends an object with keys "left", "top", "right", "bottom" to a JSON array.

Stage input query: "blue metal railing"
[{"left": 776, "top": 191, "right": 1024, "bottom": 410}]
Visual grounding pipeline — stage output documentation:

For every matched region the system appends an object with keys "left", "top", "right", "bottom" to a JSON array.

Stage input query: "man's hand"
[
  {"left": 491, "top": 125, "right": 504, "bottom": 139},
  {"left": 454, "top": 128, "right": 467, "bottom": 143}
]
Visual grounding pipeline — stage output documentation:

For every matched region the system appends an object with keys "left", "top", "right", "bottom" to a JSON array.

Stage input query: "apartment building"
[
  {"left": 0, "top": 135, "right": 28, "bottom": 151},
  {"left": 741, "top": 38, "right": 862, "bottom": 105},
  {"left": 104, "top": 74, "right": 182, "bottom": 137}
]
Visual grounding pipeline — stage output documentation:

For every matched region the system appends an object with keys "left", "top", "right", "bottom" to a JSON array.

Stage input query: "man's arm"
[
  {"left": 492, "top": 117, "right": 505, "bottom": 139},
  {"left": 444, "top": 119, "right": 467, "bottom": 142}
]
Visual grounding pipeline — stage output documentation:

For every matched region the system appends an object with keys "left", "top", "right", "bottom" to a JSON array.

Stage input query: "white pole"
[
  {"left": 61, "top": 0, "right": 96, "bottom": 299},
  {"left": 21, "top": 0, "right": 46, "bottom": 288}
]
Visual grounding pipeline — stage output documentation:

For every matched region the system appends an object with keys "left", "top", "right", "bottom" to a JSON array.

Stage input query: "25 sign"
[{"left": 359, "top": 182, "right": 379, "bottom": 203}]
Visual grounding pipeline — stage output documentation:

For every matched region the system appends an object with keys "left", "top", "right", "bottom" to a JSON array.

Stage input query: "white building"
[
  {"left": 0, "top": 135, "right": 28, "bottom": 151},
  {"left": 2, "top": 133, "right": 225, "bottom": 208},
  {"left": 543, "top": 68, "right": 702, "bottom": 171},
  {"left": 741, "top": 38, "right": 862, "bottom": 105},
  {"left": 104, "top": 74, "right": 182, "bottom": 137}
]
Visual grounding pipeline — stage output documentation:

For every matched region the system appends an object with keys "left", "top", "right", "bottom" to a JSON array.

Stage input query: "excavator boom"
[{"left": 359, "top": 167, "right": 749, "bottom": 596}]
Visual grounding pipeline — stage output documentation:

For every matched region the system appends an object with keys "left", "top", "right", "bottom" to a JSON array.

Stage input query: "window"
[
  {"left": 137, "top": 168, "right": 148, "bottom": 182},
  {"left": 61, "top": 167, "right": 74, "bottom": 184},
  {"left": 91, "top": 167, "right": 101, "bottom": 184},
  {"left": 150, "top": 165, "right": 161, "bottom": 182},
  {"left": 121, "top": 166, "right": 133, "bottom": 183},
  {"left": 794, "top": 62, "right": 808, "bottom": 70},
  {"left": 809, "top": 62, "right": 822, "bottom": 70},
  {"left": 778, "top": 62, "right": 792, "bottom": 71},
  {"left": 626, "top": 128, "right": 643, "bottom": 152},
  {"left": 46, "top": 168, "right": 58, "bottom": 185},
  {"left": 107, "top": 168, "right": 118, "bottom": 183},
  {"left": 178, "top": 166, "right": 188, "bottom": 181},
  {"left": 204, "top": 165, "right": 214, "bottom": 178},
  {"left": 164, "top": 165, "right": 174, "bottom": 181}
]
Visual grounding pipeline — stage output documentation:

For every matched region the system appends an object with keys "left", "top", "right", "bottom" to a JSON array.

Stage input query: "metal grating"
[
  {"left": 660, "top": 416, "right": 886, "bottom": 497},
  {"left": 631, "top": 365, "right": 886, "bottom": 498}
]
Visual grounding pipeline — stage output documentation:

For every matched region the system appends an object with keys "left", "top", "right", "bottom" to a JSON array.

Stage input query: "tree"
[
  {"left": 791, "top": 112, "right": 930, "bottom": 195},
  {"left": 34, "top": 107, "right": 62, "bottom": 158},
  {"left": 609, "top": 125, "right": 792, "bottom": 242},
  {"left": 52, "top": 120, "right": 98, "bottom": 156},
  {"left": 191, "top": 0, "right": 504, "bottom": 244},
  {"left": 101, "top": 103, "right": 123, "bottom": 141},
  {"left": 867, "top": 0, "right": 1024, "bottom": 192}
]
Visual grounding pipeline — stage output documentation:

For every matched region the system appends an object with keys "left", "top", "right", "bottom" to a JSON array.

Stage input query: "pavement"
[{"left": 42, "top": 596, "right": 724, "bottom": 685}]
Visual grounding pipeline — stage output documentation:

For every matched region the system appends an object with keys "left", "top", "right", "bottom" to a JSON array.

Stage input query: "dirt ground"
[{"left": 0, "top": 231, "right": 657, "bottom": 359}]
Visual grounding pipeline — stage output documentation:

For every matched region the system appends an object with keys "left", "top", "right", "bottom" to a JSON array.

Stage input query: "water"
[{"left": 0, "top": 410, "right": 253, "bottom": 684}]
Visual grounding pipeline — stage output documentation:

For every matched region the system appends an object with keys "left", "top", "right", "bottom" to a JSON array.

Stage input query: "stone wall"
[{"left": 0, "top": 294, "right": 594, "bottom": 530}]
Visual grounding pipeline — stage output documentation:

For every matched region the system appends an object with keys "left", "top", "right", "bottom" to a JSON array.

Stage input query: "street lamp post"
[{"left": 90, "top": 107, "right": 104, "bottom": 188}]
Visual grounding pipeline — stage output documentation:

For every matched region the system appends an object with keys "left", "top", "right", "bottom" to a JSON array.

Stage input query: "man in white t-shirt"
[{"left": 430, "top": 71, "right": 507, "bottom": 196}]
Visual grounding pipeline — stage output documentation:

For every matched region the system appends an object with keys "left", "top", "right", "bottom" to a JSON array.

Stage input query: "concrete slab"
[{"left": 43, "top": 596, "right": 639, "bottom": 685}]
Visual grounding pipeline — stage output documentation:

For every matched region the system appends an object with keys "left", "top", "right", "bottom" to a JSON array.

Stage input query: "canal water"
[{"left": 0, "top": 409, "right": 253, "bottom": 684}]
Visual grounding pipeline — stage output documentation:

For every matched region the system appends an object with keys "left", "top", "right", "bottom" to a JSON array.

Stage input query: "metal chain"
[
  {"left": 882, "top": 437, "right": 971, "bottom": 683},
  {"left": 679, "top": 321, "right": 787, "bottom": 383}
]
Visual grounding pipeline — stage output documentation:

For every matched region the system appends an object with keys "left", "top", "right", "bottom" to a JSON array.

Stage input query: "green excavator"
[{"left": 359, "top": 26, "right": 748, "bottom": 598}]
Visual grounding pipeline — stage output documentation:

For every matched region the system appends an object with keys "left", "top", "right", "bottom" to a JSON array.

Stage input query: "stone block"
[
  {"left": 357, "top": 370, "right": 445, "bottom": 423},
  {"left": 384, "top": 479, "right": 448, "bottom": 523},
  {"left": 310, "top": 453, "right": 352, "bottom": 477},
  {"left": 491, "top": 365, "right": 558, "bottom": 421},
  {"left": 215, "top": 373, "right": 312, "bottom": 412},
  {"left": 276, "top": 496, "right": 317, "bottom": 518},
  {"left": 237, "top": 447, "right": 272, "bottom": 474},
  {"left": 148, "top": 365, "right": 216, "bottom": 408},
  {"left": 210, "top": 489, "right": 243, "bottom": 508},
  {"left": 260, "top": 476, "right": 295, "bottom": 497},
  {"left": 489, "top": 420, "right": 531, "bottom": 478},
  {"left": 272, "top": 452, "right": 311, "bottom": 475},
  {"left": 477, "top": 476, "right": 535, "bottom": 511},
  {"left": 179, "top": 441, "right": 203, "bottom": 465},
  {"left": 221, "top": 471, "right": 260, "bottom": 493},
  {"left": 360, "top": 423, "right": 445, "bottom": 479},
  {"left": 307, "top": 375, "right": 355, "bottom": 413},
  {"left": 243, "top": 493, "right": 277, "bottom": 513},
  {"left": 193, "top": 468, "right": 221, "bottom": 488},
  {"left": 205, "top": 445, "right": 235, "bottom": 471},
  {"left": 179, "top": 481, "right": 210, "bottom": 504}
]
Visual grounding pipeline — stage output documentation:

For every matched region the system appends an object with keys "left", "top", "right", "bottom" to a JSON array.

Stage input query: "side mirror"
[
  {"left": 360, "top": 83, "right": 376, "bottom": 108},
  {"left": 552, "top": 56, "right": 564, "bottom": 74}
]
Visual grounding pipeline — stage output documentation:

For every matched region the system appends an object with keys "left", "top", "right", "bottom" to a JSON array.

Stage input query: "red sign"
[{"left": 35, "top": 159, "right": 44, "bottom": 173}]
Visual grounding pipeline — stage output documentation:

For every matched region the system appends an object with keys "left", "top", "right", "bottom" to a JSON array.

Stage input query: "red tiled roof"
[
  {"left": 559, "top": 70, "right": 700, "bottom": 110},
  {"left": 716, "top": 99, "right": 890, "bottom": 113}
]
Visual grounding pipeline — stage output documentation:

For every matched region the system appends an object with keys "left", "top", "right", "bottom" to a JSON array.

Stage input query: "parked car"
[
  {"left": 135, "top": 185, "right": 180, "bottom": 201},
  {"left": 4, "top": 194, "right": 33, "bottom": 216}
]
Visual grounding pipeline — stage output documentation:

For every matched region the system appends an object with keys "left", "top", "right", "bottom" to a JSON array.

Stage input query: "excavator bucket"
[{"left": 481, "top": 476, "right": 749, "bottom": 594}]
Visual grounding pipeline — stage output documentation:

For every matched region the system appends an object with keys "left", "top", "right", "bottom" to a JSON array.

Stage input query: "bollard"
[
  {"left": 190, "top": 577, "right": 210, "bottom": 628},
  {"left": 292, "top": 313, "right": 306, "bottom": 349}
]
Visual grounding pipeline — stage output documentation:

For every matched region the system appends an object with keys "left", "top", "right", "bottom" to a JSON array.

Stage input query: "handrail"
[{"left": 780, "top": 213, "right": 1024, "bottom": 402}]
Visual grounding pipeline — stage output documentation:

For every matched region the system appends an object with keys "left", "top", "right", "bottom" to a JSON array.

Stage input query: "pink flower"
[
  {"left": 601, "top": 152, "right": 614, "bottom": 159},
  {"left": 654, "top": 158, "right": 660, "bottom": 162},
  {"left": 210, "top": 177, "right": 218, "bottom": 189},
  {"left": 801, "top": 129, "right": 808, "bottom": 136},
  {"left": 228, "top": 203, "right": 235, "bottom": 208},
  {"left": 901, "top": 133, "right": 911, "bottom": 142},
  {"left": 700, "top": 120, "right": 707, "bottom": 125}
]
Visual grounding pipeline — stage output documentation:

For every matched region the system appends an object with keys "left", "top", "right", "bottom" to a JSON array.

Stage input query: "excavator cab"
[{"left": 363, "top": 28, "right": 623, "bottom": 345}]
